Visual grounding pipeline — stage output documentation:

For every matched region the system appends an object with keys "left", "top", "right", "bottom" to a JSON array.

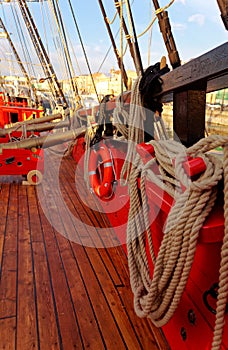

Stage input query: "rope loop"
[{"left": 127, "top": 134, "right": 228, "bottom": 349}]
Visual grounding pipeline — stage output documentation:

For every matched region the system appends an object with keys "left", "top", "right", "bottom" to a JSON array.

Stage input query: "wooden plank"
[
  {"left": 36, "top": 172, "right": 106, "bottom": 348},
  {"left": 0, "top": 184, "right": 18, "bottom": 319},
  {"left": 85, "top": 245, "right": 162, "bottom": 350},
  {"left": 27, "top": 185, "right": 61, "bottom": 350},
  {"left": 27, "top": 186, "right": 43, "bottom": 242},
  {"left": 17, "top": 185, "right": 38, "bottom": 350},
  {"left": 0, "top": 317, "right": 16, "bottom": 350},
  {"left": 36, "top": 186, "right": 85, "bottom": 350},
  {"left": 54, "top": 155, "right": 167, "bottom": 349},
  {"left": 0, "top": 153, "right": 169, "bottom": 350},
  {"left": 52, "top": 237, "right": 106, "bottom": 350},
  {"left": 43, "top": 154, "right": 150, "bottom": 349},
  {"left": 0, "top": 184, "right": 10, "bottom": 272},
  {"left": 70, "top": 242, "right": 133, "bottom": 350},
  {"left": 59, "top": 155, "right": 125, "bottom": 286},
  {"left": 32, "top": 242, "right": 61, "bottom": 350},
  {"left": 40, "top": 160, "right": 127, "bottom": 349}
]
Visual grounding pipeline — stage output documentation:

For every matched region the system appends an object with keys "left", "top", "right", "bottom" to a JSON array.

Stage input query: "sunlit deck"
[{"left": 0, "top": 151, "right": 168, "bottom": 350}]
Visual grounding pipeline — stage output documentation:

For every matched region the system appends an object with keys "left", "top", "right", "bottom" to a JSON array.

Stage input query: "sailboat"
[{"left": 0, "top": 1, "right": 228, "bottom": 349}]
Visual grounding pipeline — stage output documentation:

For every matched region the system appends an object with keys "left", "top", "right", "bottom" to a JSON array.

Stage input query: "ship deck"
[{"left": 0, "top": 150, "right": 169, "bottom": 350}]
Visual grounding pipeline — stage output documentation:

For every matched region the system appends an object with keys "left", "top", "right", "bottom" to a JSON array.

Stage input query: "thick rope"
[
  {"left": 127, "top": 135, "right": 228, "bottom": 349},
  {"left": 113, "top": 94, "right": 129, "bottom": 139},
  {"left": 120, "top": 75, "right": 146, "bottom": 181}
]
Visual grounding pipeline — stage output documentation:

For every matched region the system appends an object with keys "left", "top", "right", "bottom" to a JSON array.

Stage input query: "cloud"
[
  {"left": 172, "top": 22, "right": 186, "bottom": 31},
  {"left": 176, "top": 0, "right": 186, "bottom": 4},
  {"left": 188, "top": 14, "right": 205, "bottom": 26}
]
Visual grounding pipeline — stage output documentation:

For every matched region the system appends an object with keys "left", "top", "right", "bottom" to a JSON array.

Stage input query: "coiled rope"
[{"left": 127, "top": 135, "right": 228, "bottom": 350}]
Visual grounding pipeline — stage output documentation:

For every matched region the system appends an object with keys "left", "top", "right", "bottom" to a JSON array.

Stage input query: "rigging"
[
  {"left": 98, "top": 0, "right": 129, "bottom": 89},
  {"left": 17, "top": 0, "right": 68, "bottom": 107},
  {"left": 0, "top": 17, "right": 38, "bottom": 104}
]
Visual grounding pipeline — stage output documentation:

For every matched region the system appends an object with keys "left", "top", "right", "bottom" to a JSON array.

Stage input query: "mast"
[
  {"left": 152, "top": 0, "right": 181, "bottom": 69},
  {"left": 0, "top": 18, "right": 39, "bottom": 104},
  {"left": 98, "top": 0, "right": 129, "bottom": 89},
  {"left": 216, "top": 0, "right": 228, "bottom": 30},
  {"left": 17, "top": 0, "right": 68, "bottom": 107},
  {"left": 113, "top": 0, "right": 143, "bottom": 75},
  {"left": 124, "top": 0, "right": 144, "bottom": 75}
]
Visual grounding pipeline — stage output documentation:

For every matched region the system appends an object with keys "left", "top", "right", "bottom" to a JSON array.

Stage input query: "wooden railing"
[
  {"left": 157, "top": 42, "right": 228, "bottom": 146},
  {"left": 77, "top": 42, "right": 228, "bottom": 147}
]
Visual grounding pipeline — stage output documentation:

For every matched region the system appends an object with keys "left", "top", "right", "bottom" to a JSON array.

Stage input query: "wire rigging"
[
  {"left": 48, "top": 0, "right": 80, "bottom": 106},
  {"left": 11, "top": 2, "right": 37, "bottom": 77},
  {"left": 67, "top": 0, "right": 100, "bottom": 103}
]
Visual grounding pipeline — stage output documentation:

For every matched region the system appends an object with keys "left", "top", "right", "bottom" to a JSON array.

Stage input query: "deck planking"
[{"left": 0, "top": 150, "right": 169, "bottom": 350}]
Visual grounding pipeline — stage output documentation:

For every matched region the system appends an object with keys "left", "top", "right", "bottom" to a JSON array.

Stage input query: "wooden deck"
[{"left": 0, "top": 150, "right": 169, "bottom": 350}]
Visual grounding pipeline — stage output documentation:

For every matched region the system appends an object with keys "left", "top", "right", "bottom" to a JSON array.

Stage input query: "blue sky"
[{"left": 0, "top": 0, "right": 227, "bottom": 78}]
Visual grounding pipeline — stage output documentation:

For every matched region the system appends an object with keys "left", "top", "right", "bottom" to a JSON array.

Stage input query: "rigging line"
[
  {"left": 105, "top": 3, "right": 118, "bottom": 25},
  {"left": 48, "top": 0, "right": 73, "bottom": 78},
  {"left": 67, "top": 0, "right": 100, "bottom": 103},
  {"left": 46, "top": 2, "right": 70, "bottom": 87},
  {"left": 54, "top": 0, "right": 80, "bottom": 98},
  {"left": 63, "top": 24, "right": 83, "bottom": 77},
  {"left": 124, "top": 0, "right": 144, "bottom": 75},
  {"left": 119, "top": 0, "right": 125, "bottom": 98},
  {"left": 46, "top": 1, "right": 65, "bottom": 66},
  {"left": 40, "top": 0, "right": 49, "bottom": 57},
  {"left": 98, "top": 0, "right": 128, "bottom": 89},
  {"left": 97, "top": 41, "right": 113, "bottom": 73},
  {"left": 97, "top": 0, "right": 135, "bottom": 73},
  {"left": 0, "top": 18, "right": 34, "bottom": 94},
  {"left": 11, "top": 2, "right": 36, "bottom": 77},
  {"left": 17, "top": 0, "right": 68, "bottom": 106},
  {"left": 127, "top": 0, "right": 175, "bottom": 39},
  {"left": 48, "top": 0, "right": 79, "bottom": 100},
  {"left": 113, "top": 0, "right": 140, "bottom": 75},
  {"left": 0, "top": 57, "right": 44, "bottom": 68},
  {"left": 148, "top": 2, "right": 153, "bottom": 66}
]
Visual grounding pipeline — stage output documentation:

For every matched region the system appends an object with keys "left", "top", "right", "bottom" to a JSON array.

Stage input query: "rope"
[
  {"left": 121, "top": 0, "right": 176, "bottom": 40},
  {"left": 120, "top": 75, "right": 145, "bottom": 181},
  {"left": 113, "top": 94, "right": 129, "bottom": 139},
  {"left": 127, "top": 135, "right": 228, "bottom": 349}
]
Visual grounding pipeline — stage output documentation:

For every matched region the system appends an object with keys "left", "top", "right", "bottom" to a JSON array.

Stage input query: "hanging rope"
[
  {"left": 113, "top": 94, "right": 129, "bottom": 139},
  {"left": 120, "top": 74, "right": 146, "bottom": 181},
  {"left": 126, "top": 134, "right": 228, "bottom": 350}
]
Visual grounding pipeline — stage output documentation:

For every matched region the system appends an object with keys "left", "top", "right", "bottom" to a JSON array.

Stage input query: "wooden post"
[{"left": 173, "top": 88, "right": 206, "bottom": 147}]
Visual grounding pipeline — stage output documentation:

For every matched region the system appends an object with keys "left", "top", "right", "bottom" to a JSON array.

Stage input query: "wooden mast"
[
  {"left": 152, "top": 0, "right": 181, "bottom": 69},
  {"left": 98, "top": 0, "right": 129, "bottom": 89},
  {"left": 216, "top": 0, "right": 228, "bottom": 29}
]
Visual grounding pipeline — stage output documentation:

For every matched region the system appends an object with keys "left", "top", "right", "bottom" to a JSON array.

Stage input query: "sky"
[{"left": 0, "top": 0, "right": 227, "bottom": 79}]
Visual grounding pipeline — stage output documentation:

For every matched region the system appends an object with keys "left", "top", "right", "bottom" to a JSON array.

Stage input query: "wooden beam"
[{"left": 158, "top": 42, "right": 228, "bottom": 96}]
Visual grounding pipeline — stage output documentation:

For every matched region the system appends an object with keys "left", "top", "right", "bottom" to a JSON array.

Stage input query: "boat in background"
[{"left": 0, "top": 91, "right": 44, "bottom": 128}]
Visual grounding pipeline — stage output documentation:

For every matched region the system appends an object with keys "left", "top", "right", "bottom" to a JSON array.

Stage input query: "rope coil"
[{"left": 127, "top": 135, "right": 228, "bottom": 350}]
